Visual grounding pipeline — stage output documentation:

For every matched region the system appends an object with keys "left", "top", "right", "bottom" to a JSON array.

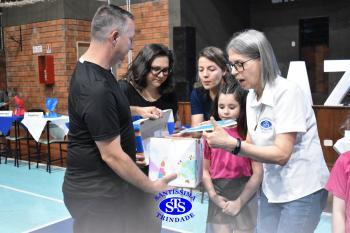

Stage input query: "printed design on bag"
[
  {"left": 154, "top": 189, "right": 196, "bottom": 222},
  {"left": 149, "top": 137, "right": 203, "bottom": 189},
  {"left": 177, "top": 155, "right": 196, "bottom": 184},
  {"left": 259, "top": 117, "right": 273, "bottom": 131},
  {"left": 152, "top": 154, "right": 198, "bottom": 186},
  {"left": 158, "top": 160, "right": 166, "bottom": 178}
]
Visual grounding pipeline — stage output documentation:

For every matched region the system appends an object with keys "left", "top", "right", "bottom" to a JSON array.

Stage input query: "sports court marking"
[{"left": 0, "top": 184, "right": 64, "bottom": 203}]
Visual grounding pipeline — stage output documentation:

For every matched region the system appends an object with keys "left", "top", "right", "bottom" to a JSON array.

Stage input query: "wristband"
[{"left": 232, "top": 138, "right": 241, "bottom": 155}]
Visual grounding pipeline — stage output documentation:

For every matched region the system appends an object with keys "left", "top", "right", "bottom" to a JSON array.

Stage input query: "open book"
[{"left": 180, "top": 119, "right": 237, "bottom": 133}]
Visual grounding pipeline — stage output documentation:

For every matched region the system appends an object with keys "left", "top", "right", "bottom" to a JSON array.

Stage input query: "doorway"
[{"left": 300, "top": 17, "right": 329, "bottom": 104}]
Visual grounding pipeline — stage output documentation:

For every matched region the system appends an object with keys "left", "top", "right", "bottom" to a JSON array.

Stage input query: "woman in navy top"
[{"left": 190, "top": 46, "right": 233, "bottom": 126}]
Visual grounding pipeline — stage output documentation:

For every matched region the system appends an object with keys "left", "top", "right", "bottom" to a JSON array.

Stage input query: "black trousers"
[
  {"left": 125, "top": 185, "right": 162, "bottom": 233},
  {"left": 64, "top": 194, "right": 127, "bottom": 233}
]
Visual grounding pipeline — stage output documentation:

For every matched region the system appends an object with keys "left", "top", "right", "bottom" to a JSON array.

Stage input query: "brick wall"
[
  {"left": 4, "top": 19, "right": 90, "bottom": 114},
  {"left": 4, "top": 0, "right": 170, "bottom": 114},
  {"left": 0, "top": 51, "right": 6, "bottom": 90},
  {"left": 117, "top": 0, "right": 170, "bottom": 76}
]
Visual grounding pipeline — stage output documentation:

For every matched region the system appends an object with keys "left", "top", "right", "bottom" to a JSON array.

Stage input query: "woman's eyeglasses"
[
  {"left": 150, "top": 66, "right": 172, "bottom": 76},
  {"left": 229, "top": 57, "right": 259, "bottom": 72}
]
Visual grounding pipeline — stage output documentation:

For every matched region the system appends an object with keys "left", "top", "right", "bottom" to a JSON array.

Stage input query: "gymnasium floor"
[{"left": 0, "top": 160, "right": 331, "bottom": 233}]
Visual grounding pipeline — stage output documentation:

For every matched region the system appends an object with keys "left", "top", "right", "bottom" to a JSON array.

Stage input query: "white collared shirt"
[{"left": 247, "top": 76, "right": 329, "bottom": 203}]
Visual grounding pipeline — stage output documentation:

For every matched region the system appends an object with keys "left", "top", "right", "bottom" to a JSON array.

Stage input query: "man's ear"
[
  {"left": 108, "top": 31, "right": 120, "bottom": 46},
  {"left": 110, "top": 31, "right": 120, "bottom": 46}
]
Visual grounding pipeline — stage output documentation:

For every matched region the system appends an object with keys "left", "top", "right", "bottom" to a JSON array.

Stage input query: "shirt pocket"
[{"left": 251, "top": 114, "right": 275, "bottom": 146}]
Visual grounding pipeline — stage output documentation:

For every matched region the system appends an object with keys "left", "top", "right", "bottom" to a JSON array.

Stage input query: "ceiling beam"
[{"left": 0, "top": 0, "right": 48, "bottom": 8}]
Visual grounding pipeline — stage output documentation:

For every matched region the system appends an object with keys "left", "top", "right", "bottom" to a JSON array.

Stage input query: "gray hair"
[
  {"left": 91, "top": 5, "right": 134, "bottom": 42},
  {"left": 226, "top": 29, "right": 280, "bottom": 85}
]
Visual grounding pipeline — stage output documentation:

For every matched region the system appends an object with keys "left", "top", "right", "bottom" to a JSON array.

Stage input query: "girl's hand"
[
  {"left": 210, "top": 194, "right": 228, "bottom": 209},
  {"left": 203, "top": 117, "right": 234, "bottom": 150},
  {"left": 222, "top": 197, "right": 242, "bottom": 216}
]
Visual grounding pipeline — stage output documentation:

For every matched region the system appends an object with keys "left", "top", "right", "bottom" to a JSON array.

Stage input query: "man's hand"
[
  {"left": 202, "top": 117, "right": 234, "bottom": 150},
  {"left": 222, "top": 197, "right": 242, "bottom": 216},
  {"left": 137, "top": 106, "right": 162, "bottom": 119},
  {"left": 135, "top": 154, "right": 147, "bottom": 167},
  {"left": 171, "top": 131, "right": 198, "bottom": 138},
  {"left": 149, "top": 173, "right": 177, "bottom": 194}
]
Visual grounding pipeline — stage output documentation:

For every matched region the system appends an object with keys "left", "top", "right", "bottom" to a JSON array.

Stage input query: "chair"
[
  {"left": 34, "top": 121, "right": 68, "bottom": 173},
  {"left": 0, "top": 132, "right": 7, "bottom": 164},
  {"left": 4, "top": 117, "right": 25, "bottom": 167},
  {"left": 0, "top": 111, "right": 23, "bottom": 166}
]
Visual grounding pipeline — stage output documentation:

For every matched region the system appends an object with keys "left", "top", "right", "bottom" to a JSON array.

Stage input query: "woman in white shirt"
[{"left": 203, "top": 29, "right": 329, "bottom": 233}]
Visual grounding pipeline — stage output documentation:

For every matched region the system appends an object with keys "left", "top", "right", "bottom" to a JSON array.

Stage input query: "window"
[{"left": 76, "top": 41, "right": 89, "bottom": 61}]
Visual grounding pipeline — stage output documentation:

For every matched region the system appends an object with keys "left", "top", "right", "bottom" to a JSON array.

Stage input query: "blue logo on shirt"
[{"left": 260, "top": 119, "right": 272, "bottom": 129}]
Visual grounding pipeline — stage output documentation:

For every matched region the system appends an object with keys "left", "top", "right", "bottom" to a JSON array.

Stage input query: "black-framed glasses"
[
  {"left": 229, "top": 57, "right": 259, "bottom": 72},
  {"left": 150, "top": 66, "right": 172, "bottom": 76}
]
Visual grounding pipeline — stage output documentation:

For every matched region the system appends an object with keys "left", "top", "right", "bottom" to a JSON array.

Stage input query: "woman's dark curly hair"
[
  {"left": 212, "top": 80, "right": 248, "bottom": 139},
  {"left": 123, "top": 43, "right": 175, "bottom": 95}
]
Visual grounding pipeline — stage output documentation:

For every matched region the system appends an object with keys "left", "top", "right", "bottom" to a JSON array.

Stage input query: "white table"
[{"left": 21, "top": 115, "right": 69, "bottom": 142}]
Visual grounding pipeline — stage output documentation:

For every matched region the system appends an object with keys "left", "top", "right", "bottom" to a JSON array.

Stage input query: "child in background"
[
  {"left": 203, "top": 81, "right": 263, "bottom": 233},
  {"left": 325, "top": 151, "right": 350, "bottom": 233}
]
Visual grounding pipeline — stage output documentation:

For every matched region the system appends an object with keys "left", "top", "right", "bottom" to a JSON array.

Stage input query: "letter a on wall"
[{"left": 287, "top": 61, "right": 313, "bottom": 105}]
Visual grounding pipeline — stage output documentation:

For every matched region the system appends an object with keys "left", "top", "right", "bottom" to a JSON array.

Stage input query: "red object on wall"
[{"left": 38, "top": 55, "right": 55, "bottom": 85}]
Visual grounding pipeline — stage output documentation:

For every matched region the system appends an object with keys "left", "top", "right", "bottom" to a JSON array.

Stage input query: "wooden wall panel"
[
  {"left": 313, "top": 105, "right": 350, "bottom": 168},
  {"left": 178, "top": 102, "right": 191, "bottom": 127}
]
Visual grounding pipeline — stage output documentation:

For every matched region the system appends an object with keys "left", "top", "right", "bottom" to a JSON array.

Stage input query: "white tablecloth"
[{"left": 21, "top": 115, "right": 69, "bottom": 142}]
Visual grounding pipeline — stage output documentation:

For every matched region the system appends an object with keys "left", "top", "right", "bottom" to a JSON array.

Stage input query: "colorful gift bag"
[{"left": 149, "top": 137, "right": 203, "bottom": 188}]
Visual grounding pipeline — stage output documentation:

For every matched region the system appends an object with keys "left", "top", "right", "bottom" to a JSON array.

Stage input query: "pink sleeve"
[
  {"left": 203, "top": 140, "right": 211, "bottom": 160},
  {"left": 326, "top": 155, "right": 347, "bottom": 200}
]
